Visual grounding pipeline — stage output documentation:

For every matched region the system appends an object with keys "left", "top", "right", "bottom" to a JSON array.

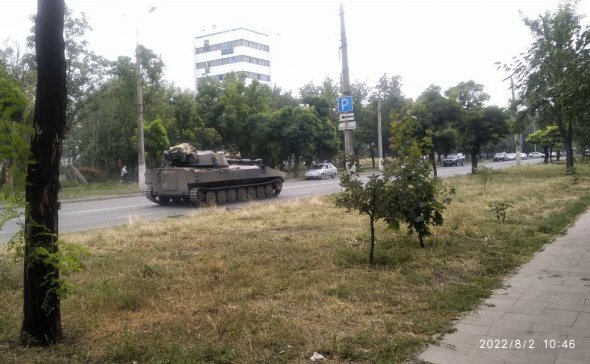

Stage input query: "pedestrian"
[{"left": 120, "top": 165, "right": 128, "bottom": 182}]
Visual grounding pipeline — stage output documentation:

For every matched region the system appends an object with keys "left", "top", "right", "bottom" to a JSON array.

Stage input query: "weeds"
[{"left": 489, "top": 201, "right": 513, "bottom": 222}]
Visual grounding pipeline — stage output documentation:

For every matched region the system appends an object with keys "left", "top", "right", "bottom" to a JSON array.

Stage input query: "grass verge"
[
  {"left": 59, "top": 181, "right": 140, "bottom": 201},
  {"left": 1, "top": 163, "right": 590, "bottom": 363}
]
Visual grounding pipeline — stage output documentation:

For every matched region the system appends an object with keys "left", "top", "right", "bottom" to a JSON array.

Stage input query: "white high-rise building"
[{"left": 194, "top": 27, "right": 271, "bottom": 90}]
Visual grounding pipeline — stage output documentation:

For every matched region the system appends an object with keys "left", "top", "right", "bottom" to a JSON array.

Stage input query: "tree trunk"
[
  {"left": 543, "top": 146, "right": 549, "bottom": 164},
  {"left": 21, "top": 0, "right": 66, "bottom": 346},
  {"left": 429, "top": 150, "right": 437, "bottom": 177},
  {"left": 564, "top": 121, "right": 574, "bottom": 172},
  {"left": 470, "top": 151, "right": 479, "bottom": 174},
  {"left": 369, "top": 215, "right": 375, "bottom": 265},
  {"left": 293, "top": 158, "right": 300, "bottom": 178}
]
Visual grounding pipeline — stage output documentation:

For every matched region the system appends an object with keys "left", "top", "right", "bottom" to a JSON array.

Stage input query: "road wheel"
[
  {"left": 320, "top": 173, "right": 324, "bottom": 180},
  {"left": 265, "top": 184, "right": 273, "bottom": 197},
  {"left": 217, "top": 190, "right": 228, "bottom": 204},
  {"left": 205, "top": 191, "right": 217, "bottom": 206},
  {"left": 273, "top": 179, "right": 283, "bottom": 197},
  {"left": 158, "top": 196, "right": 172, "bottom": 205},
  {"left": 256, "top": 186, "right": 265, "bottom": 199},
  {"left": 331, "top": 173, "right": 336, "bottom": 179},
  {"left": 247, "top": 187, "right": 257, "bottom": 200},
  {"left": 227, "top": 189, "right": 237, "bottom": 203},
  {"left": 237, "top": 188, "right": 247, "bottom": 201}
]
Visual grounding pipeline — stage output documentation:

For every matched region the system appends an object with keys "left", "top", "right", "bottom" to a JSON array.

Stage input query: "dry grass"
[{"left": 1, "top": 163, "right": 590, "bottom": 363}]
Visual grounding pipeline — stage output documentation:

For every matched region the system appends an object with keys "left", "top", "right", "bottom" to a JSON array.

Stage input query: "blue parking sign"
[{"left": 338, "top": 96, "right": 353, "bottom": 113}]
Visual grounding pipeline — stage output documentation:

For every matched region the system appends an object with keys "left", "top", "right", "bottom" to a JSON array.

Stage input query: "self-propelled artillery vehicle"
[{"left": 145, "top": 143, "right": 285, "bottom": 206}]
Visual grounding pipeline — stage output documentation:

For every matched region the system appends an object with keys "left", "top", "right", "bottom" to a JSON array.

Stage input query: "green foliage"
[
  {"left": 336, "top": 115, "right": 454, "bottom": 263},
  {"left": 488, "top": 201, "right": 512, "bottom": 223},
  {"left": 32, "top": 240, "right": 91, "bottom": 313},
  {"left": 526, "top": 125, "right": 562, "bottom": 155},
  {"left": 476, "top": 166, "right": 494, "bottom": 190},
  {"left": 144, "top": 118, "right": 170, "bottom": 167},
  {"left": 509, "top": 1, "right": 590, "bottom": 172},
  {"left": 335, "top": 163, "right": 389, "bottom": 264}
]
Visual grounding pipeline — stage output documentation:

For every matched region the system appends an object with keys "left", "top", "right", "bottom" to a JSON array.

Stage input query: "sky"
[{"left": 1, "top": 0, "right": 588, "bottom": 107}]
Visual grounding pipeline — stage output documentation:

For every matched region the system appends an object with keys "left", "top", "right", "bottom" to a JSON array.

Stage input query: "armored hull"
[{"left": 145, "top": 144, "right": 285, "bottom": 206}]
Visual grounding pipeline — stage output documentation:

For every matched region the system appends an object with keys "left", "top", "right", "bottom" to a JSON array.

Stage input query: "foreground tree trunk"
[
  {"left": 470, "top": 151, "right": 479, "bottom": 174},
  {"left": 429, "top": 151, "right": 437, "bottom": 177},
  {"left": 22, "top": 0, "right": 66, "bottom": 345}
]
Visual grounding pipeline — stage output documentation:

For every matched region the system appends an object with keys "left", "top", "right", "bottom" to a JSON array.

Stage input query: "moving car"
[
  {"left": 442, "top": 154, "right": 465, "bottom": 167},
  {"left": 528, "top": 151, "right": 544, "bottom": 158},
  {"left": 304, "top": 163, "right": 337, "bottom": 180},
  {"left": 493, "top": 152, "right": 508, "bottom": 162}
]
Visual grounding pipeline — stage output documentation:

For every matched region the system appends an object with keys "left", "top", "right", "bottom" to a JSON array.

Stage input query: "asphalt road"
[{"left": 0, "top": 158, "right": 541, "bottom": 243}]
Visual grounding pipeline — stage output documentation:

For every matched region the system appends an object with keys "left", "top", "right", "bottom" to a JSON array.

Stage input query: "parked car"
[
  {"left": 520, "top": 153, "right": 528, "bottom": 160},
  {"left": 493, "top": 152, "right": 508, "bottom": 162},
  {"left": 528, "top": 151, "right": 545, "bottom": 158},
  {"left": 583, "top": 149, "right": 590, "bottom": 157},
  {"left": 442, "top": 154, "right": 465, "bottom": 167},
  {"left": 304, "top": 163, "right": 337, "bottom": 180}
]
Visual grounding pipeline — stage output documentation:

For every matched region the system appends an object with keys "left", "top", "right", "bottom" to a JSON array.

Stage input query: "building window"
[{"left": 221, "top": 48, "right": 234, "bottom": 55}]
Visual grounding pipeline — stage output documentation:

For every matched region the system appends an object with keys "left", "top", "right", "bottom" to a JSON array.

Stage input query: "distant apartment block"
[{"left": 194, "top": 27, "right": 271, "bottom": 89}]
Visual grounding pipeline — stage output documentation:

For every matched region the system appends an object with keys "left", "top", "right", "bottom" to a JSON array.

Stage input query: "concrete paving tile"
[
  {"left": 554, "top": 357, "right": 590, "bottom": 364},
  {"left": 505, "top": 350, "right": 556, "bottom": 364},
  {"left": 573, "top": 312, "right": 590, "bottom": 328},
  {"left": 419, "top": 347, "right": 470, "bottom": 364},
  {"left": 551, "top": 347, "right": 590, "bottom": 361},
  {"left": 567, "top": 336, "right": 590, "bottom": 348},
  {"left": 454, "top": 323, "right": 491, "bottom": 335},
  {"left": 531, "top": 323, "right": 590, "bottom": 338},
  {"left": 546, "top": 302, "right": 590, "bottom": 313},
  {"left": 485, "top": 326, "right": 536, "bottom": 340},
  {"left": 541, "top": 309, "right": 580, "bottom": 324},
  {"left": 502, "top": 309, "right": 578, "bottom": 326},
  {"left": 441, "top": 331, "right": 482, "bottom": 346},
  {"left": 464, "top": 349, "right": 509, "bottom": 363}
]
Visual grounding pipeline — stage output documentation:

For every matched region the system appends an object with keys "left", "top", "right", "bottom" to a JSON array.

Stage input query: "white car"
[
  {"left": 304, "top": 163, "right": 337, "bottom": 180},
  {"left": 528, "top": 152, "right": 545, "bottom": 158}
]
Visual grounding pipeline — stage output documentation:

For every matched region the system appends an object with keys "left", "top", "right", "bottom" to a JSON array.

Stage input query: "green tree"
[
  {"left": 408, "top": 85, "right": 462, "bottom": 175},
  {"left": 446, "top": 81, "right": 508, "bottom": 173},
  {"left": 0, "top": 68, "right": 30, "bottom": 192},
  {"left": 335, "top": 165, "right": 389, "bottom": 264},
  {"left": 336, "top": 115, "right": 453, "bottom": 264},
  {"left": 510, "top": 1, "right": 590, "bottom": 173},
  {"left": 526, "top": 125, "right": 562, "bottom": 163},
  {"left": 368, "top": 74, "right": 409, "bottom": 157},
  {"left": 388, "top": 115, "right": 454, "bottom": 247},
  {"left": 144, "top": 118, "right": 170, "bottom": 168},
  {"left": 22, "top": 0, "right": 66, "bottom": 345}
]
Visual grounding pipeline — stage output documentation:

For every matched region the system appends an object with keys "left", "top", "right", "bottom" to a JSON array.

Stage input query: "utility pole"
[
  {"left": 339, "top": 3, "right": 354, "bottom": 157},
  {"left": 136, "top": 45, "right": 146, "bottom": 190}
]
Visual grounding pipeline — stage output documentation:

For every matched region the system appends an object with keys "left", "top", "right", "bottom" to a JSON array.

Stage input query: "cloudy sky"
[{"left": 1, "top": 0, "right": 588, "bottom": 106}]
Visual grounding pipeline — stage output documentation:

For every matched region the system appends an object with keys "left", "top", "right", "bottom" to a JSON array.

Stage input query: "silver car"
[{"left": 304, "top": 163, "right": 337, "bottom": 180}]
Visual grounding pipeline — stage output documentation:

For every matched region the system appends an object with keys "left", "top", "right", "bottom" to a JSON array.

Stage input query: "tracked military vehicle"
[{"left": 145, "top": 143, "right": 286, "bottom": 206}]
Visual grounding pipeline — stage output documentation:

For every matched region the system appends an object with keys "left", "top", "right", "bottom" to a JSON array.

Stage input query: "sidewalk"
[{"left": 419, "top": 209, "right": 590, "bottom": 364}]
